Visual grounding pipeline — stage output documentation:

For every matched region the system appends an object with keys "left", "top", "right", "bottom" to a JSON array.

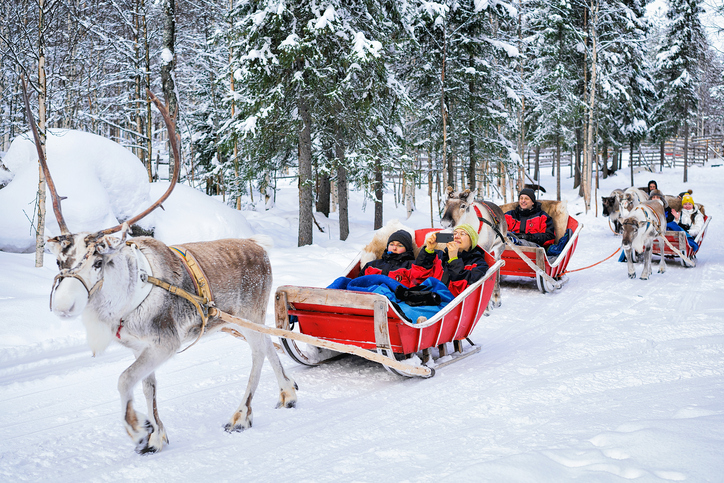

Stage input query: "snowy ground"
[{"left": 1, "top": 159, "right": 723, "bottom": 482}]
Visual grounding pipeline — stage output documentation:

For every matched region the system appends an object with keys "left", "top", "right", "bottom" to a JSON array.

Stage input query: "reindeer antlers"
[
  {"left": 97, "top": 90, "right": 180, "bottom": 236},
  {"left": 22, "top": 78, "right": 181, "bottom": 238},
  {"left": 20, "top": 75, "right": 70, "bottom": 235}
]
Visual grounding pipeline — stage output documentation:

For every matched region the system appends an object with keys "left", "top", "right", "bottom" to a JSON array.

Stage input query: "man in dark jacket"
[{"left": 505, "top": 188, "right": 555, "bottom": 249}]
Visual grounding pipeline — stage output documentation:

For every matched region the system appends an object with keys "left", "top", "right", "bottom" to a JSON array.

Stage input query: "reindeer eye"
[{"left": 92, "top": 259, "right": 103, "bottom": 270}]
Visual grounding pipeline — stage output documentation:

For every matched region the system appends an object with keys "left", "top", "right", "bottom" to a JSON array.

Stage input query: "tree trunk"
[
  {"left": 582, "top": 0, "right": 598, "bottom": 212},
  {"left": 297, "top": 94, "right": 314, "bottom": 246},
  {"left": 160, "top": 0, "right": 178, "bottom": 182},
  {"left": 468, "top": 129, "right": 476, "bottom": 191},
  {"left": 316, "top": 172, "right": 331, "bottom": 218},
  {"left": 35, "top": 0, "right": 48, "bottom": 268},
  {"left": 601, "top": 140, "right": 609, "bottom": 178},
  {"left": 659, "top": 139, "right": 665, "bottom": 171},
  {"left": 143, "top": 0, "right": 153, "bottom": 182},
  {"left": 337, "top": 164, "right": 349, "bottom": 241},
  {"left": 534, "top": 145, "right": 540, "bottom": 182},
  {"left": 441, "top": 20, "right": 449, "bottom": 191},
  {"left": 555, "top": 134, "right": 561, "bottom": 201},
  {"left": 629, "top": 139, "right": 634, "bottom": 187},
  {"left": 683, "top": 113, "right": 689, "bottom": 183},
  {"left": 373, "top": 158, "right": 383, "bottom": 229}
]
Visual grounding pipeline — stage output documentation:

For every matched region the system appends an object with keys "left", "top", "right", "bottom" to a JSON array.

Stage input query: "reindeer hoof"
[
  {"left": 224, "top": 421, "right": 251, "bottom": 433},
  {"left": 628, "top": 273, "right": 636, "bottom": 279}
]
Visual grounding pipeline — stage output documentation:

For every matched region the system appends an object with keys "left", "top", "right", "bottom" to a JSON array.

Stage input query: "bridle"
[{"left": 49, "top": 244, "right": 104, "bottom": 311}]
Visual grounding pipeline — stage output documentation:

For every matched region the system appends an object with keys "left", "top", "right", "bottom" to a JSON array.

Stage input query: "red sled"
[
  {"left": 652, "top": 212, "right": 710, "bottom": 268},
  {"left": 498, "top": 200, "right": 583, "bottom": 293},
  {"left": 274, "top": 228, "right": 504, "bottom": 378}
]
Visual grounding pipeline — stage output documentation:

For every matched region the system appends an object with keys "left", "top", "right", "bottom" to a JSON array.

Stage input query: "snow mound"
[{"left": 0, "top": 130, "right": 150, "bottom": 252}]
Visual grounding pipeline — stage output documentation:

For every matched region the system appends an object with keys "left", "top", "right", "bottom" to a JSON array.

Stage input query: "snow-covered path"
[{"left": 1, "top": 165, "right": 723, "bottom": 482}]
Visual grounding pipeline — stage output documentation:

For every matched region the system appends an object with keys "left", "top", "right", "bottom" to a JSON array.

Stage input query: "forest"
[{"left": 1, "top": 0, "right": 723, "bottom": 246}]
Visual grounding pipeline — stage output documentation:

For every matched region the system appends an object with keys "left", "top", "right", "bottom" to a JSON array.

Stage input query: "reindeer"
[
  {"left": 602, "top": 188, "right": 625, "bottom": 234},
  {"left": 440, "top": 187, "right": 507, "bottom": 307},
  {"left": 23, "top": 83, "right": 297, "bottom": 454},
  {"left": 620, "top": 200, "right": 667, "bottom": 280}
]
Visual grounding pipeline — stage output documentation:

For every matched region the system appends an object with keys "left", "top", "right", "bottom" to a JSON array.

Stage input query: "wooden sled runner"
[
  {"left": 272, "top": 228, "right": 504, "bottom": 378},
  {"left": 498, "top": 200, "right": 583, "bottom": 293},
  {"left": 652, "top": 213, "right": 711, "bottom": 268}
]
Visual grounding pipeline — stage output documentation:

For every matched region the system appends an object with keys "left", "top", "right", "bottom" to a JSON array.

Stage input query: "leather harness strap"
[
  {"left": 122, "top": 241, "right": 215, "bottom": 352},
  {"left": 473, "top": 203, "right": 506, "bottom": 243}
]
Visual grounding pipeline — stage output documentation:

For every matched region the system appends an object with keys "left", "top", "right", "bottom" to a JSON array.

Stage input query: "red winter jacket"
[
  {"left": 505, "top": 202, "right": 555, "bottom": 248},
  {"left": 410, "top": 246, "right": 489, "bottom": 297},
  {"left": 359, "top": 251, "right": 414, "bottom": 287}
]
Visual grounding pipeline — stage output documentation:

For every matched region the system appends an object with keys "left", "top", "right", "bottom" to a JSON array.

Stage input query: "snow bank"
[{"left": 0, "top": 130, "right": 150, "bottom": 252}]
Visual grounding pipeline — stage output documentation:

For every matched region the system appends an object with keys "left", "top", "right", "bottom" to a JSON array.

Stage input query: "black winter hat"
[
  {"left": 387, "top": 230, "right": 413, "bottom": 253},
  {"left": 519, "top": 188, "right": 536, "bottom": 203}
]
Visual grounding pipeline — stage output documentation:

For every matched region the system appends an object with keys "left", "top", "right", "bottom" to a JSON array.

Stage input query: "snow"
[
  {"left": 161, "top": 48, "right": 173, "bottom": 64},
  {"left": 0, "top": 130, "right": 151, "bottom": 252},
  {"left": 1, "top": 137, "right": 723, "bottom": 481}
]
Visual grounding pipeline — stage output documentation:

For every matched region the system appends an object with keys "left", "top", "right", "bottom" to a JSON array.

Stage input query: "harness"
[
  {"left": 137, "top": 243, "right": 216, "bottom": 353},
  {"left": 473, "top": 202, "right": 506, "bottom": 243}
]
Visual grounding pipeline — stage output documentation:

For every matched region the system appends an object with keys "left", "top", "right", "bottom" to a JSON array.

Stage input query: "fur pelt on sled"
[{"left": 359, "top": 220, "right": 418, "bottom": 267}]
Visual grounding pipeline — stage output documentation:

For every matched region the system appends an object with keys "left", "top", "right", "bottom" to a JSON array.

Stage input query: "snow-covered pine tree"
[
  {"left": 655, "top": 0, "right": 708, "bottom": 182},
  {"left": 523, "top": 0, "right": 584, "bottom": 201}
]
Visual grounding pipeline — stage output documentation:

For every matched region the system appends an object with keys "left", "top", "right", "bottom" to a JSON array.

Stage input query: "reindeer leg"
[
  {"left": 118, "top": 347, "right": 173, "bottom": 454},
  {"left": 640, "top": 244, "right": 652, "bottom": 280},
  {"left": 225, "top": 333, "right": 266, "bottom": 433},
  {"left": 142, "top": 372, "right": 168, "bottom": 451},
  {"left": 260, "top": 334, "right": 298, "bottom": 409},
  {"left": 625, "top": 247, "right": 636, "bottom": 279},
  {"left": 658, "top": 237, "right": 667, "bottom": 274}
]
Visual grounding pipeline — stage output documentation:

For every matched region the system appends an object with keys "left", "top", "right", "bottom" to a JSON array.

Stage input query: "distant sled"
[
  {"left": 499, "top": 200, "right": 583, "bottom": 293},
  {"left": 652, "top": 212, "right": 711, "bottom": 268}
]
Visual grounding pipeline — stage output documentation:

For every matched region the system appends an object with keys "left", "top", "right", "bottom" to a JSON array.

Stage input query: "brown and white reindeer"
[
  {"left": 24, "top": 84, "right": 297, "bottom": 454},
  {"left": 620, "top": 199, "right": 667, "bottom": 280},
  {"left": 440, "top": 187, "right": 507, "bottom": 307}
]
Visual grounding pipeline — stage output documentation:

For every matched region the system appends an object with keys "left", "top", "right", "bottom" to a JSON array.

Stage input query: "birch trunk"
[{"left": 35, "top": 0, "right": 48, "bottom": 268}]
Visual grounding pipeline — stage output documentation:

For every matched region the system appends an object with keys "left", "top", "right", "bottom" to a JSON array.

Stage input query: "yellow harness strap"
[{"left": 125, "top": 241, "right": 215, "bottom": 353}]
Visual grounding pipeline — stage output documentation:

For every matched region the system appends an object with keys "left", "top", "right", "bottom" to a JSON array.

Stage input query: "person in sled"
[
  {"left": 649, "top": 189, "right": 675, "bottom": 223},
  {"left": 668, "top": 193, "right": 704, "bottom": 251},
  {"left": 410, "top": 224, "right": 489, "bottom": 297},
  {"left": 358, "top": 229, "right": 415, "bottom": 286},
  {"left": 505, "top": 188, "right": 555, "bottom": 249}
]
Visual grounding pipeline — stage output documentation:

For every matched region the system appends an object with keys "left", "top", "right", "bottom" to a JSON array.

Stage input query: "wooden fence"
[{"left": 520, "top": 134, "right": 724, "bottom": 175}]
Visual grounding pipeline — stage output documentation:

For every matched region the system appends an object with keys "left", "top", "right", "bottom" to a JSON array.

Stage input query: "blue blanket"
[{"left": 327, "top": 275, "right": 454, "bottom": 323}]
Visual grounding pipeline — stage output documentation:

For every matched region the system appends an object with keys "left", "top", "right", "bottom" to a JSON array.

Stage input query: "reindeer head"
[
  {"left": 601, "top": 195, "right": 618, "bottom": 217},
  {"left": 441, "top": 187, "right": 475, "bottom": 228},
  {"left": 47, "top": 230, "right": 128, "bottom": 317},
  {"left": 20, "top": 80, "right": 179, "bottom": 319}
]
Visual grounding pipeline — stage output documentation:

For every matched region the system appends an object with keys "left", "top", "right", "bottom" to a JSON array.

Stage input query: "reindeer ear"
[
  {"left": 446, "top": 186, "right": 454, "bottom": 198},
  {"left": 96, "top": 235, "right": 125, "bottom": 255}
]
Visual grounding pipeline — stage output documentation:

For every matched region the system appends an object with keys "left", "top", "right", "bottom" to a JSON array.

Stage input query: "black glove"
[{"left": 517, "top": 232, "right": 531, "bottom": 241}]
